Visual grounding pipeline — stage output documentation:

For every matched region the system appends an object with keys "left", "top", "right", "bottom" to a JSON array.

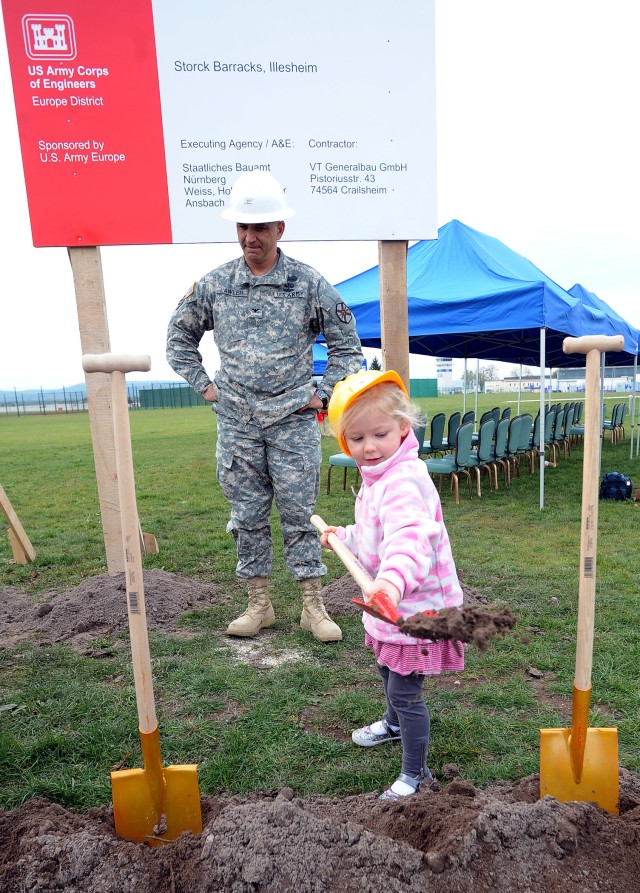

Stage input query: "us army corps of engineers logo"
[{"left": 22, "top": 13, "right": 77, "bottom": 60}]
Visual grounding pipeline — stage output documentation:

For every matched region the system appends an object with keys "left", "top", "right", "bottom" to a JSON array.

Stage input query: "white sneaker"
[
  {"left": 351, "top": 719, "right": 401, "bottom": 747},
  {"left": 379, "top": 769, "right": 433, "bottom": 801}
]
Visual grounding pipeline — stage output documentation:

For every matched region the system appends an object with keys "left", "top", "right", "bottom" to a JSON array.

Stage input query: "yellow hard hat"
[{"left": 328, "top": 369, "right": 408, "bottom": 455}]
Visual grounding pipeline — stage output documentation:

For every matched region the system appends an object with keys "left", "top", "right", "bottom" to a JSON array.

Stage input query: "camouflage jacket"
[{"left": 166, "top": 249, "right": 363, "bottom": 428}]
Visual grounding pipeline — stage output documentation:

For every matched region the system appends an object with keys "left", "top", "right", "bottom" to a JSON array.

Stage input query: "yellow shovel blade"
[
  {"left": 111, "top": 764, "right": 202, "bottom": 845},
  {"left": 540, "top": 727, "right": 619, "bottom": 815}
]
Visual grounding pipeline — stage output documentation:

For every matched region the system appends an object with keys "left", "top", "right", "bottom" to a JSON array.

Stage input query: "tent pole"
[
  {"left": 631, "top": 352, "right": 637, "bottom": 460},
  {"left": 601, "top": 353, "right": 606, "bottom": 428},
  {"left": 636, "top": 352, "right": 640, "bottom": 458},
  {"left": 539, "top": 328, "right": 546, "bottom": 510},
  {"left": 518, "top": 362, "right": 522, "bottom": 413},
  {"left": 463, "top": 357, "right": 467, "bottom": 415},
  {"left": 475, "top": 358, "right": 479, "bottom": 420}
]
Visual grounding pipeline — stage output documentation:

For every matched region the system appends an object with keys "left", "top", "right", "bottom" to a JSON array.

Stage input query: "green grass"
[{"left": 0, "top": 395, "right": 639, "bottom": 808}]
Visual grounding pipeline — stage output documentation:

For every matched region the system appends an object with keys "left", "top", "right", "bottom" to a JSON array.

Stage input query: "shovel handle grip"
[
  {"left": 82, "top": 352, "right": 151, "bottom": 374},
  {"left": 563, "top": 335, "right": 623, "bottom": 357},
  {"left": 310, "top": 514, "right": 376, "bottom": 598}
]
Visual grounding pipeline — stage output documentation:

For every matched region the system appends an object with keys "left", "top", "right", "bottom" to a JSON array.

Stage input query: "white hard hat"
[{"left": 220, "top": 171, "right": 296, "bottom": 223}]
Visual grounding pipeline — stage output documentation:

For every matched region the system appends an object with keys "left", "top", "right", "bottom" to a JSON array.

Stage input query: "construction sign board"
[{"left": 1, "top": 0, "right": 436, "bottom": 246}]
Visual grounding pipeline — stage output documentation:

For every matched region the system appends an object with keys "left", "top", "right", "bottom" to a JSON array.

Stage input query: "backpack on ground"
[{"left": 599, "top": 471, "right": 634, "bottom": 501}]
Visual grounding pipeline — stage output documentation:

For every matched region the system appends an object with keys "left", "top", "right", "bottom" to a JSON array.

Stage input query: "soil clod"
[{"left": 399, "top": 605, "right": 517, "bottom": 650}]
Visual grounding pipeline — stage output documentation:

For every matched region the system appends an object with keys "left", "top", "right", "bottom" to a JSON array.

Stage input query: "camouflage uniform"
[{"left": 166, "top": 248, "right": 363, "bottom": 580}]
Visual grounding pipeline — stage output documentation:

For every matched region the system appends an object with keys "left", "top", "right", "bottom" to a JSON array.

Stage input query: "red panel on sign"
[{"left": 2, "top": 0, "right": 172, "bottom": 246}]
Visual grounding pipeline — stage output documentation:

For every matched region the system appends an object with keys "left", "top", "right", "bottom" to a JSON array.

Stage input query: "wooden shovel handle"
[
  {"left": 110, "top": 368, "right": 157, "bottom": 734},
  {"left": 310, "top": 514, "right": 376, "bottom": 598},
  {"left": 563, "top": 334, "right": 622, "bottom": 691}
]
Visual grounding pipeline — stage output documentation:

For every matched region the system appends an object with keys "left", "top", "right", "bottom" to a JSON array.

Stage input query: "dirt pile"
[
  {"left": 1, "top": 570, "right": 638, "bottom": 892},
  {"left": 1, "top": 770, "right": 639, "bottom": 892},
  {"left": 0, "top": 570, "right": 221, "bottom": 651}
]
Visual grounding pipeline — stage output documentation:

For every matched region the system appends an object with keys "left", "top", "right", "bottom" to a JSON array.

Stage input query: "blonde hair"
[{"left": 339, "top": 382, "right": 422, "bottom": 442}]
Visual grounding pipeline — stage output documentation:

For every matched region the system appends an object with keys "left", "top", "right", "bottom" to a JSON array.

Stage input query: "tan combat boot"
[
  {"left": 300, "top": 578, "right": 342, "bottom": 642},
  {"left": 226, "top": 577, "right": 275, "bottom": 637}
]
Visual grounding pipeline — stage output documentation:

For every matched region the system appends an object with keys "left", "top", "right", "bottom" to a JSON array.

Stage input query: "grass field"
[{"left": 0, "top": 394, "right": 638, "bottom": 810}]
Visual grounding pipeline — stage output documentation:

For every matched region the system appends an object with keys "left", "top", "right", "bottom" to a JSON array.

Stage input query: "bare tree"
[
  {"left": 463, "top": 369, "right": 476, "bottom": 389},
  {"left": 479, "top": 363, "right": 498, "bottom": 391}
]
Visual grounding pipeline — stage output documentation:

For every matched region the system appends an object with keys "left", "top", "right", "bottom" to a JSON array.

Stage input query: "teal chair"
[
  {"left": 488, "top": 416, "right": 510, "bottom": 488},
  {"left": 569, "top": 400, "right": 584, "bottom": 446},
  {"left": 505, "top": 415, "right": 523, "bottom": 482},
  {"left": 326, "top": 452, "right": 359, "bottom": 494},
  {"left": 603, "top": 402, "right": 626, "bottom": 444},
  {"left": 616, "top": 402, "right": 628, "bottom": 443},
  {"left": 527, "top": 412, "right": 541, "bottom": 474},
  {"left": 414, "top": 421, "right": 428, "bottom": 457},
  {"left": 543, "top": 405, "right": 558, "bottom": 464},
  {"left": 441, "top": 411, "right": 461, "bottom": 453},
  {"left": 468, "top": 418, "right": 496, "bottom": 496},
  {"left": 548, "top": 405, "right": 566, "bottom": 465},
  {"left": 514, "top": 412, "right": 534, "bottom": 477},
  {"left": 555, "top": 403, "right": 573, "bottom": 460},
  {"left": 425, "top": 421, "right": 474, "bottom": 504},
  {"left": 421, "top": 412, "right": 446, "bottom": 457},
  {"left": 568, "top": 401, "right": 585, "bottom": 446}
]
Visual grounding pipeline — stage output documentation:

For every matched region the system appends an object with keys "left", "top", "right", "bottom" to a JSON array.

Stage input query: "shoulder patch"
[
  {"left": 335, "top": 302, "right": 353, "bottom": 324},
  {"left": 182, "top": 283, "right": 196, "bottom": 300}
]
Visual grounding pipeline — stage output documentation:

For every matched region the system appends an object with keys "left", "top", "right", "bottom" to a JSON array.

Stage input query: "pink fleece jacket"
[{"left": 335, "top": 429, "right": 463, "bottom": 644}]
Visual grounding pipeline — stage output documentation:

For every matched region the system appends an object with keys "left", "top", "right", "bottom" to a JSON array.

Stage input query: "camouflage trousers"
[{"left": 215, "top": 410, "right": 326, "bottom": 581}]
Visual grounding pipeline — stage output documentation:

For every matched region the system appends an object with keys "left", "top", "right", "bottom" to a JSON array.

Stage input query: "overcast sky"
[{"left": 1, "top": 1, "right": 639, "bottom": 390}]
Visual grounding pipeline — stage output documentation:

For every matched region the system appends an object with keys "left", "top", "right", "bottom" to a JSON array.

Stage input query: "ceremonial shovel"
[
  {"left": 310, "top": 514, "right": 428, "bottom": 624},
  {"left": 539, "top": 335, "right": 620, "bottom": 815},
  {"left": 82, "top": 353, "right": 202, "bottom": 844}
]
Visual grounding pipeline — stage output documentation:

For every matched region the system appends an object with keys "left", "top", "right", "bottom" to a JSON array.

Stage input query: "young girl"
[{"left": 321, "top": 369, "right": 464, "bottom": 801}]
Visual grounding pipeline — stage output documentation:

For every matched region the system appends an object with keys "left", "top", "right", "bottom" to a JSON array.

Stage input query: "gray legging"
[{"left": 378, "top": 663, "right": 430, "bottom": 778}]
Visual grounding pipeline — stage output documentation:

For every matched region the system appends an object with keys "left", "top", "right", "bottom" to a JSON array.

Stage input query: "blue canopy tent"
[
  {"left": 336, "top": 220, "right": 637, "bottom": 368},
  {"left": 567, "top": 283, "right": 639, "bottom": 357},
  {"left": 313, "top": 341, "right": 328, "bottom": 376},
  {"left": 334, "top": 220, "right": 639, "bottom": 505},
  {"left": 313, "top": 340, "right": 367, "bottom": 377}
]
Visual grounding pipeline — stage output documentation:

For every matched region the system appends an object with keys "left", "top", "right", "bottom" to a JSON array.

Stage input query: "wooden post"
[
  {"left": 378, "top": 240, "right": 410, "bottom": 390},
  {"left": 68, "top": 246, "right": 124, "bottom": 574},
  {"left": 0, "top": 484, "right": 36, "bottom": 564}
]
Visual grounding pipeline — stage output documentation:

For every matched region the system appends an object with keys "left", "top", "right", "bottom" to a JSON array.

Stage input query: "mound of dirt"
[
  {"left": 1, "top": 570, "right": 639, "bottom": 892},
  {"left": 1, "top": 769, "right": 639, "bottom": 892},
  {"left": 0, "top": 570, "right": 222, "bottom": 651}
]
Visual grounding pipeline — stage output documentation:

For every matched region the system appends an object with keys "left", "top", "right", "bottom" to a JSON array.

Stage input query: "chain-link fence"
[{"left": 1, "top": 383, "right": 206, "bottom": 416}]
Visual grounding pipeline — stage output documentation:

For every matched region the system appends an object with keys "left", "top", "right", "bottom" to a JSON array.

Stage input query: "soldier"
[{"left": 166, "top": 171, "right": 363, "bottom": 642}]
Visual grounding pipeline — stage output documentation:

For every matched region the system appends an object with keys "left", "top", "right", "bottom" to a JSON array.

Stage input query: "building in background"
[{"left": 436, "top": 357, "right": 453, "bottom": 392}]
